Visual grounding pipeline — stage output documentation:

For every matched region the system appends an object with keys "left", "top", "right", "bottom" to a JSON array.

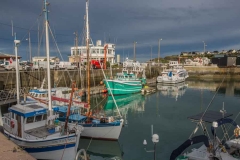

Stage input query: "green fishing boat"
[{"left": 103, "top": 72, "right": 146, "bottom": 95}]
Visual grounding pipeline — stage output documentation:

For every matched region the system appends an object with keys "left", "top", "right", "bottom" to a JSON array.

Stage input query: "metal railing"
[{"left": 0, "top": 87, "right": 31, "bottom": 102}]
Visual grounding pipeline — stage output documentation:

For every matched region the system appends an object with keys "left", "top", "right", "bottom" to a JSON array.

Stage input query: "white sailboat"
[
  {"left": 2, "top": 1, "right": 83, "bottom": 159},
  {"left": 56, "top": 0, "right": 124, "bottom": 141}
]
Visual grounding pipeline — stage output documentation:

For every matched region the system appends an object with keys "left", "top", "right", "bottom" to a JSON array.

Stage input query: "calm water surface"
[{"left": 1, "top": 80, "right": 240, "bottom": 160}]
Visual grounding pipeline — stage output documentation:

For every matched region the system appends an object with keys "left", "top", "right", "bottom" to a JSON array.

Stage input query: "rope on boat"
[
  {"left": 99, "top": 63, "right": 122, "bottom": 118},
  {"left": 189, "top": 76, "right": 226, "bottom": 139},
  {"left": 60, "top": 132, "right": 70, "bottom": 160}
]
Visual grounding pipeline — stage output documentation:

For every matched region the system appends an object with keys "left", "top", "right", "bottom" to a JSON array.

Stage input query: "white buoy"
[
  {"left": 152, "top": 134, "right": 159, "bottom": 143},
  {"left": 212, "top": 121, "right": 218, "bottom": 128}
]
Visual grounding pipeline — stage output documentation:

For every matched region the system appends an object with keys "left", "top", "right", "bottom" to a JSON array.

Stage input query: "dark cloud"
[{"left": 1, "top": 0, "right": 240, "bottom": 62}]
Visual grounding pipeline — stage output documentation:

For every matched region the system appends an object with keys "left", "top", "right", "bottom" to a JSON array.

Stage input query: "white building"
[
  {"left": 69, "top": 40, "right": 115, "bottom": 64},
  {"left": 32, "top": 56, "right": 60, "bottom": 63}
]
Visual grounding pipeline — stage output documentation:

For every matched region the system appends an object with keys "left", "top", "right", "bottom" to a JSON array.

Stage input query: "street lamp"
[
  {"left": 202, "top": 41, "right": 207, "bottom": 54},
  {"left": 143, "top": 125, "right": 159, "bottom": 160},
  {"left": 26, "top": 32, "right": 32, "bottom": 62},
  {"left": 133, "top": 41, "right": 137, "bottom": 62},
  {"left": 158, "top": 39, "right": 162, "bottom": 66}
]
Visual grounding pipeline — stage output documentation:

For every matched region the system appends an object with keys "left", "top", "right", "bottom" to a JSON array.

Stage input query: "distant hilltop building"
[{"left": 69, "top": 40, "right": 115, "bottom": 64}]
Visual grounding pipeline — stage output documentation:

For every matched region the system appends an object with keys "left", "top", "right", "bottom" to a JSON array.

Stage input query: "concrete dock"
[{"left": 0, "top": 132, "right": 35, "bottom": 160}]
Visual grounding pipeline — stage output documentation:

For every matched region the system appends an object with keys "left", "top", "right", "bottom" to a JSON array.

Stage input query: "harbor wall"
[
  {"left": 0, "top": 66, "right": 240, "bottom": 90},
  {"left": 0, "top": 69, "right": 122, "bottom": 89}
]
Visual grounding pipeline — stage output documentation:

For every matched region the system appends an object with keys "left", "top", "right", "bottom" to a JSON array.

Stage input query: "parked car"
[
  {"left": 4, "top": 61, "right": 30, "bottom": 71},
  {"left": 57, "top": 62, "right": 78, "bottom": 70},
  {"left": 32, "top": 61, "right": 58, "bottom": 70}
]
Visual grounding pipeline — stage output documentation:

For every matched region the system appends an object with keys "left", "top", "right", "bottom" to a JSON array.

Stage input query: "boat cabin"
[
  {"left": 116, "top": 72, "right": 137, "bottom": 80},
  {"left": 28, "top": 89, "right": 49, "bottom": 99},
  {"left": 3, "top": 103, "right": 59, "bottom": 139}
]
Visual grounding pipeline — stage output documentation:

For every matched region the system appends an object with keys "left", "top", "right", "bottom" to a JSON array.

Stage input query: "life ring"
[{"left": 10, "top": 120, "right": 15, "bottom": 128}]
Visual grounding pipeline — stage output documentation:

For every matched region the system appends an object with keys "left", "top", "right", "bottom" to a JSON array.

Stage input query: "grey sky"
[{"left": 1, "top": 0, "right": 240, "bottom": 62}]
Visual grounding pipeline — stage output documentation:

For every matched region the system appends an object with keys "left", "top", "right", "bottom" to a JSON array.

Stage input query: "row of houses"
[{"left": 181, "top": 49, "right": 240, "bottom": 56}]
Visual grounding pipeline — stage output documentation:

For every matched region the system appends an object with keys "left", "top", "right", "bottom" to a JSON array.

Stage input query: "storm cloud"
[{"left": 1, "top": 0, "right": 240, "bottom": 62}]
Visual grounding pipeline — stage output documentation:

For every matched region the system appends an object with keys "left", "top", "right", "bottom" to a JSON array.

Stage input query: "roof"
[
  {"left": 9, "top": 103, "right": 48, "bottom": 118},
  {"left": 32, "top": 56, "right": 58, "bottom": 59},
  {"left": 0, "top": 53, "right": 21, "bottom": 58},
  {"left": 188, "top": 110, "right": 233, "bottom": 123}
]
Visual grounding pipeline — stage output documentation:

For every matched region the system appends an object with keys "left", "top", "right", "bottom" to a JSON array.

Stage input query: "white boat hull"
[
  {"left": 157, "top": 76, "right": 186, "bottom": 84},
  {"left": 81, "top": 120, "right": 124, "bottom": 140},
  {"left": 4, "top": 130, "right": 80, "bottom": 160}
]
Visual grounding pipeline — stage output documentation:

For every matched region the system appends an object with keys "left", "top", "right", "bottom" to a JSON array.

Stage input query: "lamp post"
[
  {"left": 26, "top": 32, "right": 32, "bottom": 62},
  {"left": 202, "top": 41, "right": 207, "bottom": 54},
  {"left": 143, "top": 125, "right": 159, "bottom": 160},
  {"left": 158, "top": 39, "right": 162, "bottom": 66},
  {"left": 133, "top": 41, "right": 137, "bottom": 62},
  {"left": 150, "top": 45, "right": 152, "bottom": 78}
]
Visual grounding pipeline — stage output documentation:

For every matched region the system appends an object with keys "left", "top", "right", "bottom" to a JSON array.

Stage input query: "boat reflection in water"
[
  {"left": 157, "top": 82, "right": 188, "bottom": 101},
  {"left": 104, "top": 93, "right": 146, "bottom": 125},
  {"left": 78, "top": 138, "right": 123, "bottom": 160}
]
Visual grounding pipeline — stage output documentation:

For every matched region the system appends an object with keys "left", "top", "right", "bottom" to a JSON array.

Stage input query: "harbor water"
[{"left": 1, "top": 79, "right": 240, "bottom": 159}]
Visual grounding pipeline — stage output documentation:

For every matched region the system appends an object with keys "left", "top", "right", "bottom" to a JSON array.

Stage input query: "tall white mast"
[
  {"left": 44, "top": 0, "right": 52, "bottom": 111},
  {"left": 86, "top": 0, "right": 90, "bottom": 109},
  {"left": 14, "top": 34, "right": 20, "bottom": 104}
]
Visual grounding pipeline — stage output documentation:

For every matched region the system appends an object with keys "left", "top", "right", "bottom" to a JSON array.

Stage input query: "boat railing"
[{"left": 3, "top": 113, "right": 11, "bottom": 119}]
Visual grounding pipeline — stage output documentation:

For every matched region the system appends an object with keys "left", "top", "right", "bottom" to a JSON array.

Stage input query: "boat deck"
[{"left": 25, "top": 125, "right": 60, "bottom": 138}]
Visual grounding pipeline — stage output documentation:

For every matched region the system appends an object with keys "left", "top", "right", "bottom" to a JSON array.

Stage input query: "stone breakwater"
[{"left": 184, "top": 66, "right": 240, "bottom": 80}]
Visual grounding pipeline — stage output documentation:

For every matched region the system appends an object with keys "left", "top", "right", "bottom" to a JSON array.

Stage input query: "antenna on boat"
[
  {"left": 220, "top": 102, "right": 226, "bottom": 118},
  {"left": 43, "top": 0, "right": 52, "bottom": 113},
  {"left": 14, "top": 33, "right": 20, "bottom": 104},
  {"left": 11, "top": 20, "right": 14, "bottom": 37}
]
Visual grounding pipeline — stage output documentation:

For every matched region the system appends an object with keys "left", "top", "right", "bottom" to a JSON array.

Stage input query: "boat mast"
[
  {"left": 44, "top": 0, "right": 52, "bottom": 112},
  {"left": 64, "top": 82, "right": 76, "bottom": 131},
  {"left": 14, "top": 34, "right": 20, "bottom": 104},
  {"left": 86, "top": 0, "right": 90, "bottom": 109}
]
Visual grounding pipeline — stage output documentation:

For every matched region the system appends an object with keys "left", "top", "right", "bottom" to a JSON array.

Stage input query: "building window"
[
  {"left": 101, "top": 49, "right": 104, "bottom": 54},
  {"left": 12, "top": 113, "right": 14, "bottom": 119},
  {"left": 82, "top": 49, "right": 86, "bottom": 54},
  {"left": 108, "top": 49, "right": 112, "bottom": 54}
]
